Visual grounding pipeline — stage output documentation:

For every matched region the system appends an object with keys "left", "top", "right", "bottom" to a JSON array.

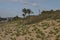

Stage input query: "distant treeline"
[
  {"left": 39, "top": 10, "right": 60, "bottom": 19},
  {"left": 0, "top": 18, "right": 7, "bottom": 21},
  {"left": 0, "top": 10, "right": 60, "bottom": 24},
  {"left": 21, "top": 10, "right": 60, "bottom": 24}
]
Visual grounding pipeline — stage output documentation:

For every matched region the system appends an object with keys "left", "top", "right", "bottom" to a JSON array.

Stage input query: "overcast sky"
[{"left": 0, "top": 0, "right": 60, "bottom": 17}]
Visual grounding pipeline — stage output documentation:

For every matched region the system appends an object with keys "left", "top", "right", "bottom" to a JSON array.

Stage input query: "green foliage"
[
  {"left": 22, "top": 8, "right": 27, "bottom": 18},
  {"left": 27, "top": 9, "right": 31, "bottom": 14},
  {"left": 13, "top": 16, "right": 19, "bottom": 20},
  {"left": 22, "top": 8, "right": 27, "bottom": 14}
]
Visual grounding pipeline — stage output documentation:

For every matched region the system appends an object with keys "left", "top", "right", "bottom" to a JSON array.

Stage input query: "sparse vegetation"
[
  {"left": 0, "top": 10, "right": 60, "bottom": 40},
  {"left": 41, "top": 22, "right": 50, "bottom": 29},
  {"left": 0, "top": 19, "right": 60, "bottom": 40},
  {"left": 10, "top": 37, "right": 16, "bottom": 40}
]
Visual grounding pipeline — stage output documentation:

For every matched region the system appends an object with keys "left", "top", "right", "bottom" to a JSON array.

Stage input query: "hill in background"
[
  {"left": 21, "top": 10, "right": 60, "bottom": 24},
  {"left": 0, "top": 10, "right": 60, "bottom": 40}
]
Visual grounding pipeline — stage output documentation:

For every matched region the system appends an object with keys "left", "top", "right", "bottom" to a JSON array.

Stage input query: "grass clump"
[
  {"left": 15, "top": 28, "right": 21, "bottom": 37},
  {"left": 55, "top": 35, "right": 60, "bottom": 40},
  {"left": 41, "top": 22, "right": 50, "bottom": 30},
  {"left": 10, "top": 37, "right": 16, "bottom": 40},
  {"left": 36, "top": 34, "right": 41, "bottom": 38},
  {"left": 36, "top": 29, "right": 45, "bottom": 38},
  {"left": 30, "top": 38, "right": 33, "bottom": 40}
]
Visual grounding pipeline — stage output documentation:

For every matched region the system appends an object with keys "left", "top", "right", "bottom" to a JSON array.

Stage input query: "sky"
[{"left": 0, "top": 0, "right": 60, "bottom": 17}]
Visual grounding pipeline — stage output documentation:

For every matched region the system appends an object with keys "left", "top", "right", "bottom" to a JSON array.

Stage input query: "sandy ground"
[{"left": 0, "top": 19, "right": 60, "bottom": 40}]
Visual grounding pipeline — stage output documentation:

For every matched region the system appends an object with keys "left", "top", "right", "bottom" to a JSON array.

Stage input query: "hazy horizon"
[{"left": 0, "top": 0, "right": 60, "bottom": 17}]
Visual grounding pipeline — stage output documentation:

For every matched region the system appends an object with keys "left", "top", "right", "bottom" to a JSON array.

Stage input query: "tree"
[
  {"left": 22, "top": 8, "right": 27, "bottom": 18},
  {"left": 27, "top": 9, "right": 33, "bottom": 16},
  {"left": 13, "top": 15, "right": 19, "bottom": 20},
  {"left": 22, "top": 14, "right": 25, "bottom": 19},
  {"left": 0, "top": 16, "right": 2, "bottom": 21},
  {"left": 27, "top": 9, "right": 31, "bottom": 16},
  {"left": 22, "top": 8, "right": 33, "bottom": 24},
  {"left": 27, "top": 9, "right": 33, "bottom": 23}
]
